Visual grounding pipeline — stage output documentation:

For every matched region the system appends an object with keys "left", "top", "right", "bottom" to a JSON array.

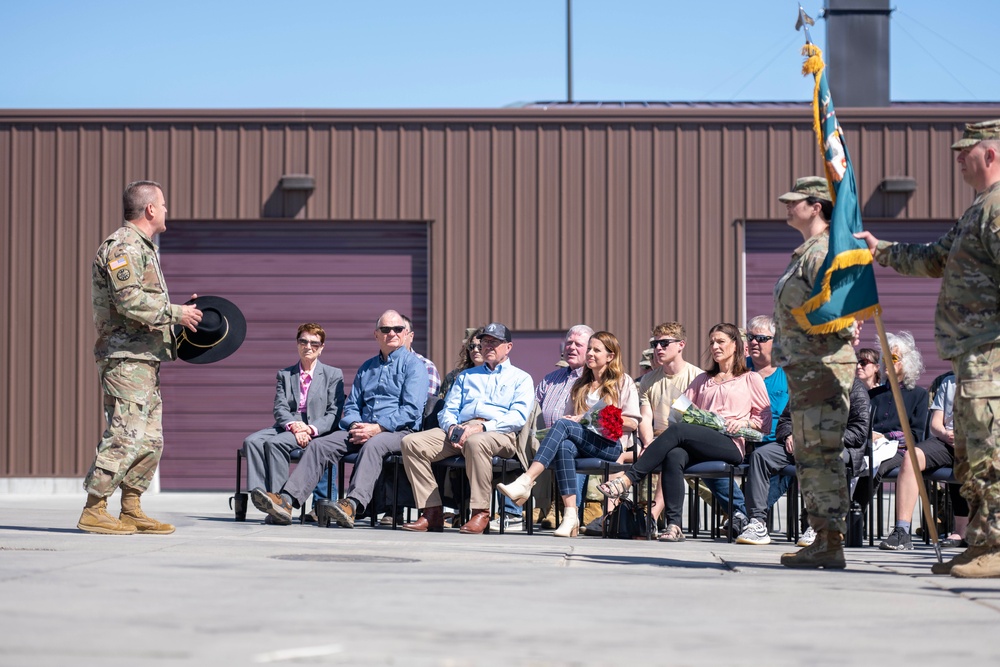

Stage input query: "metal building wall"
[{"left": 1, "top": 105, "right": 995, "bottom": 480}]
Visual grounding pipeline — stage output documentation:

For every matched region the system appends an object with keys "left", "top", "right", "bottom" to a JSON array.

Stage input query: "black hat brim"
[{"left": 173, "top": 295, "right": 247, "bottom": 364}]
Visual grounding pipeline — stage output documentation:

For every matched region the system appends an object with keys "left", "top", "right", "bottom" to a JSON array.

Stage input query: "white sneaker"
[
  {"left": 797, "top": 526, "right": 817, "bottom": 547},
  {"left": 735, "top": 518, "right": 771, "bottom": 545},
  {"left": 488, "top": 513, "right": 524, "bottom": 532}
]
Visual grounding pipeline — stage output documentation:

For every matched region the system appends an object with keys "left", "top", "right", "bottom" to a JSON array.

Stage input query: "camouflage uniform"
[
  {"left": 774, "top": 229, "right": 856, "bottom": 534},
  {"left": 84, "top": 222, "right": 183, "bottom": 497},
  {"left": 875, "top": 178, "right": 1000, "bottom": 548}
]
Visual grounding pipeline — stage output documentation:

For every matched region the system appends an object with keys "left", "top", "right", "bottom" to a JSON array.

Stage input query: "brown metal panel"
[
  {"left": 7, "top": 127, "right": 33, "bottom": 475},
  {"left": 169, "top": 125, "right": 193, "bottom": 218},
  {"left": 259, "top": 125, "right": 284, "bottom": 218},
  {"left": 605, "top": 124, "right": 630, "bottom": 335},
  {"left": 32, "top": 127, "right": 57, "bottom": 475},
  {"left": 374, "top": 125, "right": 399, "bottom": 220},
  {"left": 0, "top": 126, "right": 9, "bottom": 473},
  {"left": 535, "top": 126, "right": 561, "bottom": 329},
  {"left": 512, "top": 125, "right": 538, "bottom": 328},
  {"left": 468, "top": 126, "right": 493, "bottom": 324},
  {"left": 490, "top": 125, "right": 515, "bottom": 325},
  {"left": 352, "top": 125, "right": 376, "bottom": 220},
  {"left": 330, "top": 124, "right": 354, "bottom": 219},
  {"left": 582, "top": 125, "right": 607, "bottom": 327},
  {"left": 560, "top": 126, "right": 584, "bottom": 325},
  {"left": 238, "top": 125, "right": 261, "bottom": 218},
  {"left": 308, "top": 124, "right": 331, "bottom": 219},
  {"left": 214, "top": 125, "right": 240, "bottom": 219},
  {"left": 192, "top": 125, "right": 216, "bottom": 218},
  {"left": 399, "top": 124, "right": 423, "bottom": 220}
]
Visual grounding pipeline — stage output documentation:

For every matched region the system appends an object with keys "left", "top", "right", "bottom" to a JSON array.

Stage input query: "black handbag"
[{"left": 604, "top": 497, "right": 648, "bottom": 539}]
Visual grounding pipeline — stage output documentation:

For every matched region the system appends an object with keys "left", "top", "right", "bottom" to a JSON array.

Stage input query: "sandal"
[
  {"left": 597, "top": 477, "right": 632, "bottom": 500},
  {"left": 658, "top": 524, "right": 685, "bottom": 543}
]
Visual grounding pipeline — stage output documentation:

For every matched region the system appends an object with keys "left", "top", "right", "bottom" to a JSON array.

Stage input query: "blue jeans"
[
  {"left": 703, "top": 474, "right": 791, "bottom": 518},
  {"left": 311, "top": 465, "right": 338, "bottom": 504}
]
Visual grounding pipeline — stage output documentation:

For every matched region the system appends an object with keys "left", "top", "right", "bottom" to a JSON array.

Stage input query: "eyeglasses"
[
  {"left": 745, "top": 334, "right": 774, "bottom": 343},
  {"left": 297, "top": 338, "right": 323, "bottom": 349},
  {"left": 652, "top": 338, "right": 681, "bottom": 348},
  {"left": 891, "top": 353, "right": 901, "bottom": 363},
  {"left": 378, "top": 326, "right": 407, "bottom": 335},
  {"left": 480, "top": 337, "right": 506, "bottom": 348},
  {"left": 857, "top": 359, "right": 875, "bottom": 368}
]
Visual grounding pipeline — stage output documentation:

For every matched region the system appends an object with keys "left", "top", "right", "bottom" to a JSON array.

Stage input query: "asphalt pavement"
[{"left": 1, "top": 492, "right": 998, "bottom": 667}]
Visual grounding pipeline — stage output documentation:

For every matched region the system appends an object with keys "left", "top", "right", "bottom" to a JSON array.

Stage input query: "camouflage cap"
[
  {"left": 639, "top": 347, "right": 654, "bottom": 368},
  {"left": 778, "top": 176, "right": 831, "bottom": 203},
  {"left": 951, "top": 119, "right": 1000, "bottom": 150}
]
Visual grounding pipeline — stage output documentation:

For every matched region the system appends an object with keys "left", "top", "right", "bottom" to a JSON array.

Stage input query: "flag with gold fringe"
[{"left": 792, "top": 43, "right": 880, "bottom": 333}]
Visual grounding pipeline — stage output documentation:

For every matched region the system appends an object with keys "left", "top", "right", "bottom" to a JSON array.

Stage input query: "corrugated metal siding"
[{"left": 1, "top": 105, "right": 996, "bottom": 480}]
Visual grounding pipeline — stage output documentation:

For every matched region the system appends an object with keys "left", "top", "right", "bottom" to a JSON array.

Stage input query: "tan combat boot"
[
  {"left": 77, "top": 495, "right": 136, "bottom": 535},
  {"left": 119, "top": 486, "right": 175, "bottom": 534},
  {"left": 931, "top": 544, "right": 990, "bottom": 575},
  {"left": 780, "top": 529, "right": 846, "bottom": 569},
  {"left": 950, "top": 545, "right": 1000, "bottom": 578}
]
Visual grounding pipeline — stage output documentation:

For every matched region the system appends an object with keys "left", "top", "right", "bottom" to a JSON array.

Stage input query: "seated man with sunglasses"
[
  {"left": 251, "top": 311, "right": 428, "bottom": 526},
  {"left": 243, "top": 323, "right": 345, "bottom": 522}
]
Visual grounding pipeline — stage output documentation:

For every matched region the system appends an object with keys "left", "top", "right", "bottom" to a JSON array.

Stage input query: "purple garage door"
[
  {"left": 157, "top": 220, "right": 428, "bottom": 490},
  {"left": 745, "top": 220, "right": 953, "bottom": 384}
]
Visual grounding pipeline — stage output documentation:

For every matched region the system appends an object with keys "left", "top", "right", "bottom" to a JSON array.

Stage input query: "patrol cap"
[
  {"left": 778, "top": 176, "right": 832, "bottom": 203},
  {"left": 639, "top": 347, "right": 654, "bottom": 369},
  {"left": 481, "top": 322, "right": 512, "bottom": 343},
  {"left": 951, "top": 119, "right": 1000, "bottom": 150}
]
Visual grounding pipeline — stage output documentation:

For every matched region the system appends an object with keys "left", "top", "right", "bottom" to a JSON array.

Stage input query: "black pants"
[{"left": 626, "top": 423, "right": 743, "bottom": 527}]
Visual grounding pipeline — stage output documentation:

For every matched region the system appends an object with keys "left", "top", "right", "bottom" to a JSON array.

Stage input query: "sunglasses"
[
  {"left": 467, "top": 342, "right": 482, "bottom": 351},
  {"left": 378, "top": 326, "right": 407, "bottom": 334},
  {"left": 297, "top": 338, "right": 323, "bottom": 349},
  {"left": 857, "top": 359, "right": 876, "bottom": 368},
  {"left": 652, "top": 338, "right": 681, "bottom": 348},
  {"left": 891, "top": 353, "right": 901, "bottom": 363},
  {"left": 745, "top": 334, "right": 774, "bottom": 343}
]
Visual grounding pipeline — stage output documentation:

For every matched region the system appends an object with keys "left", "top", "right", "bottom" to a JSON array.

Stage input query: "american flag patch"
[{"left": 108, "top": 257, "right": 128, "bottom": 271}]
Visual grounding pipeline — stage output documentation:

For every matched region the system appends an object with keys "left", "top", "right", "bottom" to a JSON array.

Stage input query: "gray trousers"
[
  {"left": 243, "top": 427, "right": 345, "bottom": 494},
  {"left": 745, "top": 441, "right": 794, "bottom": 522},
  {"left": 283, "top": 430, "right": 410, "bottom": 509}
]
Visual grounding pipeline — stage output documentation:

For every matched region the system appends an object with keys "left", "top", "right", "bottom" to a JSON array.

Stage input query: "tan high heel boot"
[{"left": 554, "top": 507, "right": 580, "bottom": 538}]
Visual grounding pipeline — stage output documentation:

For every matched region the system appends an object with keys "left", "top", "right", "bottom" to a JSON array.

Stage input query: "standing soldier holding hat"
[
  {"left": 856, "top": 120, "right": 1000, "bottom": 577},
  {"left": 79, "top": 180, "right": 219, "bottom": 535}
]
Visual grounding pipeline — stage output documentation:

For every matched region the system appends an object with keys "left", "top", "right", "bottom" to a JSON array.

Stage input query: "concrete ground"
[{"left": 1, "top": 492, "right": 999, "bottom": 667}]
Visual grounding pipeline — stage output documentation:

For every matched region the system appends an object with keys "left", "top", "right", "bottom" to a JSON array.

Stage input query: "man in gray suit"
[
  {"left": 243, "top": 322, "right": 345, "bottom": 523},
  {"left": 252, "top": 310, "right": 428, "bottom": 526}
]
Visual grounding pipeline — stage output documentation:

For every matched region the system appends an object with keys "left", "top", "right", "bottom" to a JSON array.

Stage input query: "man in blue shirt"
[
  {"left": 252, "top": 310, "right": 429, "bottom": 526},
  {"left": 400, "top": 322, "right": 534, "bottom": 534}
]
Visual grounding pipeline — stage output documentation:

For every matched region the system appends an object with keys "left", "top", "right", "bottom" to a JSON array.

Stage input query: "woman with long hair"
[
  {"left": 497, "top": 331, "right": 640, "bottom": 537},
  {"left": 597, "top": 323, "right": 771, "bottom": 542},
  {"left": 438, "top": 327, "right": 485, "bottom": 398}
]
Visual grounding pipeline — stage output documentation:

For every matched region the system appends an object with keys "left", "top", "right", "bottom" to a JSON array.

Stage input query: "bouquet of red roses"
[
  {"left": 534, "top": 404, "right": 625, "bottom": 443},
  {"left": 580, "top": 404, "right": 624, "bottom": 441}
]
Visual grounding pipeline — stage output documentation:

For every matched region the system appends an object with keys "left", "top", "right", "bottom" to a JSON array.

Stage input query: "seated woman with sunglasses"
[
  {"left": 856, "top": 347, "right": 882, "bottom": 391},
  {"left": 496, "top": 331, "right": 640, "bottom": 537},
  {"left": 597, "top": 323, "right": 771, "bottom": 542}
]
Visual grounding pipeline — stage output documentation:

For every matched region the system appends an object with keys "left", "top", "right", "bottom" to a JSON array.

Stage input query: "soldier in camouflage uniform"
[
  {"left": 857, "top": 120, "right": 1000, "bottom": 577},
  {"left": 772, "top": 176, "right": 856, "bottom": 569},
  {"left": 78, "top": 180, "right": 203, "bottom": 535}
]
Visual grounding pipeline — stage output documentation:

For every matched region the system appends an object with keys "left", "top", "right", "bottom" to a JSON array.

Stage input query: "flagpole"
[{"left": 873, "top": 312, "right": 942, "bottom": 562}]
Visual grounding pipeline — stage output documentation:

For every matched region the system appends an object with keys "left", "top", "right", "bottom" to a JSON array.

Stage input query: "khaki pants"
[{"left": 401, "top": 428, "right": 517, "bottom": 510}]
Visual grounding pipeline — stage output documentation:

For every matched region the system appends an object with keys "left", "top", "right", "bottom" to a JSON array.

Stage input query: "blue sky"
[{"left": 2, "top": 1, "right": 997, "bottom": 108}]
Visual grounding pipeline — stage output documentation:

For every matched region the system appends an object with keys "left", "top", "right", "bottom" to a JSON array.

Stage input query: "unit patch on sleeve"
[{"left": 107, "top": 254, "right": 139, "bottom": 291}]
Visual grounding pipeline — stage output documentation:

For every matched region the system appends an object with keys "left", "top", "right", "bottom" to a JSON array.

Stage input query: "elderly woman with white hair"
[{"left": 855, "top": 331, "right": 930, "bottom": 519}]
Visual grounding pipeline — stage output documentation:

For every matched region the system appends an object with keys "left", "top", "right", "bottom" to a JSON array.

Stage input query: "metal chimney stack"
[{"left": 824, "top": 0, "right": 892, "bottom": 107}]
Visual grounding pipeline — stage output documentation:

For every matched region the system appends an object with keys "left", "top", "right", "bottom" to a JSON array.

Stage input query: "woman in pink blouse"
[{"left": 599, "top": 323, "right": 771, "bottom": 542}]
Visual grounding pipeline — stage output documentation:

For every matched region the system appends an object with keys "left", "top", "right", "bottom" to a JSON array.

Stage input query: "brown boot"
[
  {"left": 78, "top": 495, "right": 136, "bottom": 535},
  {"left": 780, "top": 529, "right": 846, "bottom": 569},
  {"left": 401, "top": 506, "right": 444, "bottom": 532},
  {"left": 950, "top": 545, "right": 1000, "bottom": 578},
  {"left": 119, "top": 487, "right": 175, "bottom": 535},
  {"left": 931, "top": 544, "right": 990, "bottom": 575},
  {"left": 459, "top": 509, "right": 490, "bottom": 534}
]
